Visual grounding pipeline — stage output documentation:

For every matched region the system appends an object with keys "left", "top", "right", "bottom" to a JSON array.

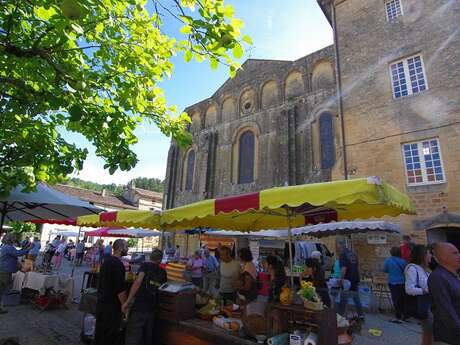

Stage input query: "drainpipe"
[{"left": 331, "top": 2, "right": 348, "bottom": 180}]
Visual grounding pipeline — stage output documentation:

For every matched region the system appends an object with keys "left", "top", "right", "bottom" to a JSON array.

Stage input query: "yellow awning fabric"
[
  {"left": 77, "top": 210, "right": 161, "bottom": 229},
  {"left": 162, "top": 177, "right": 415, "bottom": 231},
  {"left": 77, "top": 177, "right": 415, "bottom": 231}
]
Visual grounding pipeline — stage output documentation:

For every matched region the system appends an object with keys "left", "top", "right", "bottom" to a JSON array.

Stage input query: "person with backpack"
[
  {"left": 404, "top": 245, "right": 433, "bottom": 345},
  {"left": 383, "top": 246, "right": 408, "bottom": 323},
  {"left": 122, "top": 248, "right": 167, "bottom": 345}
]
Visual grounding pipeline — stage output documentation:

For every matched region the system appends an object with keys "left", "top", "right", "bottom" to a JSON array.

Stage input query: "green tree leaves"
[{"left": 0, "top": 0, "right": 251, "bottom": 196}]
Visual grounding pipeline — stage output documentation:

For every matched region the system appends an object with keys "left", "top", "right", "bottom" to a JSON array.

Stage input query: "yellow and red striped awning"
[{"left": 77, "top": 177, "right": 415, "bottom": 231}]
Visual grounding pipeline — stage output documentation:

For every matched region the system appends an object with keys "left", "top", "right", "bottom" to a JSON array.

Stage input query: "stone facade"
[
  {"left": 165, "top": 0, "right": 460, "bottom": 253},
  {"left": 319, "top": 0, "right": 460, "bottom": 245},
  {"left": 164, "top": 49, "right": 341, "bottom": 209}
]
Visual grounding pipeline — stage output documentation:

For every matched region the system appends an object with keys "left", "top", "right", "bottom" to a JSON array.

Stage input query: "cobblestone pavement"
[{"left": 0, "top": 259, "right": 422, "bottom": 345}]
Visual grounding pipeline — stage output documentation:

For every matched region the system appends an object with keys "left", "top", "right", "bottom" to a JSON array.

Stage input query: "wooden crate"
[
  {"left": 158, "top": 290, "right": 196, "bottom": 321},
  {"left": 267, "top": 303, "right": 338, "bottom": 345}
]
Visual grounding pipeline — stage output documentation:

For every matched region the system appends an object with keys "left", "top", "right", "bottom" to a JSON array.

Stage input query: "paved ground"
[{"left": 0, "top": 259, "right": 423, "bottom": 345}]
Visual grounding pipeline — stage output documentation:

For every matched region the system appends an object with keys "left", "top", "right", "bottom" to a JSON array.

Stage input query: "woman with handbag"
[{"left": 404, "top": 245, "right": 433, "bottom": 345}]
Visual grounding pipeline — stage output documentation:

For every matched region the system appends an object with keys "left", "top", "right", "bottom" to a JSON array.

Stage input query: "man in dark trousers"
[
  {"left": 94, "top": 239, "right": 128, "bottom": 345},
  {"left": 122, "top": 248, "right": 167, "bottom": 345},
  {"left": 428, "top": 242, "right": 460, "bottom": 345},
  {"left": 337, "top": 241, "right": 364, "bottom": 320}
]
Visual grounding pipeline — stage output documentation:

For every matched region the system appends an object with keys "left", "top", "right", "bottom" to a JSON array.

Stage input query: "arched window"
[
  {"left": 319, "top": 113, "right": 335, "bottom": 169},
  {"left": 184, "top": 149, "right": 195, "bottom": 191},
  {"left": 238, "top": 130, "right": 255, "bottom": 184}
]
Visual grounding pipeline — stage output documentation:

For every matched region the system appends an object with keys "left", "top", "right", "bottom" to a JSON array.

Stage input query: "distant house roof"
[
  {"left": 52, "top": 184, "right": 137, "bottom": 210},
  {"left": 134, "top": 188, "right": 163, "bottom": 201}
]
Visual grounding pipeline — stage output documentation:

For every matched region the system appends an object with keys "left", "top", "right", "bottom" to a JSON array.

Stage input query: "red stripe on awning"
[
  {"left": 304, "top": 209, "right": 338, "bottom": 225},
  {"left": 30, "top": 219, "right": 77, "bottom": 226},
  {"left": 100, "top": 211, "right": 117, "bottom": 222},
  {"left": 215, "top": 192, "right": 260, "bottom": 214}
]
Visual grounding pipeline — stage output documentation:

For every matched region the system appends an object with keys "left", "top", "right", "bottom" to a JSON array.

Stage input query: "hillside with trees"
[{"left": 62, "top": 177, "right": 164, "bottom": 195}]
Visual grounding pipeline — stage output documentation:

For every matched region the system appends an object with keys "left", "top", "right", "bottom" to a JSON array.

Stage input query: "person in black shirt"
[
  {"left": 123, "top": 248, "right": 167, "bottom": 345},
  {"left": 94, "top": 239, "right": 128, "bottom": 345}
]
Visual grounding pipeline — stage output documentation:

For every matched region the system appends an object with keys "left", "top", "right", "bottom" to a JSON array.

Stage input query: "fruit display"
[{"left": 212, "top": 315, "right": 243, "bottom": 331}]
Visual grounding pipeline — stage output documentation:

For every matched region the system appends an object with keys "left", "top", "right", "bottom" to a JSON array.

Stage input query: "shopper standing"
[
  {"left": 94, "top": 239, "right": 128, "bottom": 345},
  {"left": 405, "top": 245, "right": 432, "bottom": 345},
  {"left": 428, "top": 243, "right": 460, "bottom": 345},
  {"left": 75, "top": 240, "right": 85, "bottom": 266},
  {"left": 383, "top": 247, "right": 407, "bottom": 323},
  {"left": 0, "top": 234, "right": 30, "bottom": 314},
  {"left": 53, "top": 239, "right": 66, "bottom": 271},
  {"left": 186, "top": 250, "right": 204, "bottom": 288},
  {"left": 203, "top": 248, "right": 219, "bottom": 295},
  {"left": 400, "top": 235, "right": 415, "bottom": 263},
  {"left": 123, "top": 249, "right": 167, "bottom": 345},
  {"left": 337, "top": 241, "right": 364, "bottom": 319}
]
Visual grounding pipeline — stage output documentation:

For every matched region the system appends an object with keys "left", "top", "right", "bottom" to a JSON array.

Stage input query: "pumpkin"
[{"left": 280, "top": 286, "right": 293, "bottom": 305}]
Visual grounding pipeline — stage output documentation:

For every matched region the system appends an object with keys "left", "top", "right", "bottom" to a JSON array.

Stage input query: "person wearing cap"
[
  {"left": 311, "top": 250, "right": 322, "bottom": 266},
  {"left": 0, "top": 234, "right": 30, "bottom": 314}
]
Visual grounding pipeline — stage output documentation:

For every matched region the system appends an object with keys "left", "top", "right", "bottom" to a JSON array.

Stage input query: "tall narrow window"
[
  {"left": 238, "top": 131, "right": 255, "bottom": 184},
  {"left": 385, "top": 0, "right": 403, "bottom": 21},
  {"left": 185, "top": 149, "right": 195, "bottom": 191},
  {"left": 390, "top": 55, "right": 428, "bottom": 99},
  {"left": 319, "top": 113, "right": 335, "bottom": 169}
]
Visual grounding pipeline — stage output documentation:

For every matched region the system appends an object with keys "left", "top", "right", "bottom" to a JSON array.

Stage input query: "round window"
[{"left": 244, "top": 102, "right": 252, "bottom": 110}]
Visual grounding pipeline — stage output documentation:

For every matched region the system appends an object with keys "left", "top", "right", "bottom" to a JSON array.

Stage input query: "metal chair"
[{"left": 371, "top": 273, "right": 393, "bottom": 313}]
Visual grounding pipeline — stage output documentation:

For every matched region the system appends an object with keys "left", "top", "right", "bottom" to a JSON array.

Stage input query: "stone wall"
[
  {"left": 333, "top": 0, "right": 460, "bottom": 235},
  {"left": 164, "top": 46, "right": 343, "bottom": 208}
]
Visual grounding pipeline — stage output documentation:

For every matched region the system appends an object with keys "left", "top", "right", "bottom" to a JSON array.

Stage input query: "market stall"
[{"left": 76, "top": 177, "right": 415, "bottom": 345}]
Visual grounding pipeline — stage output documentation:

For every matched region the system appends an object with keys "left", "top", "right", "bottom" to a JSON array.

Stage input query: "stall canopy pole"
[
  {"left": 160, "top": 229, "right": 165, "bottom": 250},
  {"left": 286, "top": 208, "right": 295, "bottom": 288},
  {"left": 0, "top": 203, "right": 7, "bottom": 233},
  {"left": 71, "top": 226, "right": 82, "bottom": 278}
]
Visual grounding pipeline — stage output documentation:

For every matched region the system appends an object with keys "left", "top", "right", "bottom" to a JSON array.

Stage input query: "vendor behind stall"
[
  {"left": 94, "top": 239, "right": 128, "bottom": 345},
  {"left": 264, "top": 255, "right": 287, "bottom": 303},
  {"left": 218, "top": 246, "right": 240, "bottom": 304},
  {"left": 235, "top": 248, "right": 258, "bottom": 304},
  {"left": 123, "top": 248, "right": 167, "bottom": 345},
  {"left": 300, "top": 258, "right": 331, "bottom": 307}
]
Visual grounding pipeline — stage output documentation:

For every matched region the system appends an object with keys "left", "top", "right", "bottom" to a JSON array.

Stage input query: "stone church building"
[
  {"left": 164, "top": 47, "right": 340, "bottom": 207},
  {"left": 165, "top": 0, "right": 460, "bottom": 252}
]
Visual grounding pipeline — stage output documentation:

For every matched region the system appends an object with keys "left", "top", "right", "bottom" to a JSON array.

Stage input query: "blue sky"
[{"left": 70, "top": 0, "right": 333, "bottom": 184}]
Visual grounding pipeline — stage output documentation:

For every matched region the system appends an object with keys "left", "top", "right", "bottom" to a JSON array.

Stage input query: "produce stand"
[
  {"left": 76, "top": 177, "right": 416, "bottom": 345},
  {"left": 156, "top": 318, "right": 258, "bottom": 345},
  {"left": 267, "top": 303, "right": 338, "bottom": 345}
]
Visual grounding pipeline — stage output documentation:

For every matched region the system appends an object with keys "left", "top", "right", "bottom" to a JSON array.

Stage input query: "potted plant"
[{"left": 297, "top": 281, "right": 323, "bottom": 311}]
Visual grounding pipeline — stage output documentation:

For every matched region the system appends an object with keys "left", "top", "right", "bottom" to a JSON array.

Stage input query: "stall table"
[
  {"left": 12, "top": 271, "right": 74, "bottom": 298},
  {"left": 267, "top": 303, "right": 338, "bottom": 345},
  {"left": 157, "top": 318, "right": 258, "bottom": 345}
]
